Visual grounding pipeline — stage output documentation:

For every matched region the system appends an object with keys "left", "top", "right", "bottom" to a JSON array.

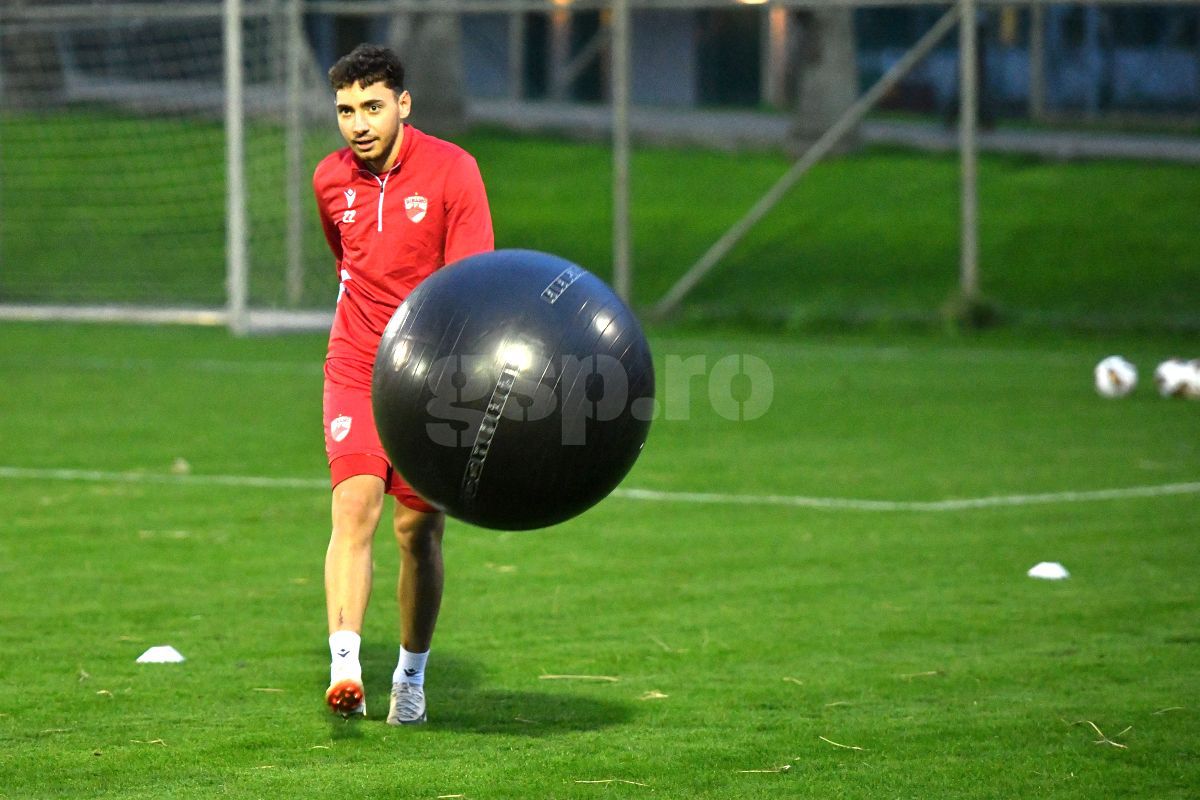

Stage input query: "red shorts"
[{"left": 323, "top": 357, "right": 438, "bottom": 513}]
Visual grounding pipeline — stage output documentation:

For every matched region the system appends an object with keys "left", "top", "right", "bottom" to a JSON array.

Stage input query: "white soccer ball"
[
  {"left": 1094, "top": 356, "right": 1137, "bottom": 398},
  {"left": 1154, "top": 358, "right": 1200, "bottom": 399}
]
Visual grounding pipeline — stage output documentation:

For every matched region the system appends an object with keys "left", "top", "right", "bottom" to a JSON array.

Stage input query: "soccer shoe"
[
  {"left": 386, "top": 681, "right": 427, "bottom": 725},
  {"left": 325, "top": 677, "right": 366, "bottom": 718}
]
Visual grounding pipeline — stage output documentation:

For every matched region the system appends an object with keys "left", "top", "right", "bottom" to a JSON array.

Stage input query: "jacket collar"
[{"left": 351, "top": 123, "right": 417, "bottom": 178}]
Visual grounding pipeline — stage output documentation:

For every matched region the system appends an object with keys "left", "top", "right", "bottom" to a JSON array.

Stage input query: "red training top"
[{"left": 313, "top": 124, "right": 494, "bottom": 370}]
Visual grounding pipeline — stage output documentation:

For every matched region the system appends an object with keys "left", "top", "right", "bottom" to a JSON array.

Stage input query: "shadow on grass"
[{"left": 324, "top": 646, "right": 633, "bottom": 737}]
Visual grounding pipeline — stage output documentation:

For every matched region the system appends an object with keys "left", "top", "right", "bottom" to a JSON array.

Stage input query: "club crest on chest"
[{"left": 404, "top": 193, "right": 428, "bottom": 223}]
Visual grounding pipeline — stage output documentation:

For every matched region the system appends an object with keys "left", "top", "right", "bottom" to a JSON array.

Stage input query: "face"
[{"left": 335, "top": 81, "right": 411, "bottom": 172}]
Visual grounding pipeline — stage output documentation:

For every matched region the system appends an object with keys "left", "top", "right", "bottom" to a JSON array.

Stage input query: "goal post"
[
  {"left": 226, "top": 0, "right": 249, "bottom": 335},
  {"left": 0, "top": 0, "right": 336, "bottom": 334}
]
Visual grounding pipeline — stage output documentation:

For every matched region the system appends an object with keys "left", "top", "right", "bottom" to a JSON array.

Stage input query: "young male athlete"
[{"left": 312, "top": 44, "right": 494, "bottom": 724}]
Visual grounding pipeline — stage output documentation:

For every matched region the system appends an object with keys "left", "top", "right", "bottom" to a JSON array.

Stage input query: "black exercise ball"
[{"left": 372, "top": 249, "right": 655, "bottom": 530}]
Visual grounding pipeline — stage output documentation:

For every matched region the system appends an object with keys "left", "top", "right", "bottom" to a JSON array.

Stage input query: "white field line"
[
  {"left": 1, "top": 466, "right": 1196, "bottom": 513},
  {"left": 4, "top": 356, "right": 322, "bottom": 376},
  {"left": 0, "top": 466, "right": 326, "bottom": 490},
  {"left": 615, "top": 483, "right": 1200, "bottom": 511}
]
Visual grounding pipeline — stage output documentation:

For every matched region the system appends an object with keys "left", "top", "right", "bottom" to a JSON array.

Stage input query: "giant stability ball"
[{"left": 372, "top": 249, "right": 654, "bottom": 530}]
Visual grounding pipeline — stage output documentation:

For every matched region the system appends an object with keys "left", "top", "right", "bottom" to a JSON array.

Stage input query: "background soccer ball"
[
  {"left": 1153, "top": 358, "right": 1200, "bottom": 399},
  {"left": 1094, "top": 355, "right": 1138, "bottom": 398}
]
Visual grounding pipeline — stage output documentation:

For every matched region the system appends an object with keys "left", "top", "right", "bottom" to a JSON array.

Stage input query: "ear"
[{"left": 396, "top": 90, "right": 412, "bottom": 120}]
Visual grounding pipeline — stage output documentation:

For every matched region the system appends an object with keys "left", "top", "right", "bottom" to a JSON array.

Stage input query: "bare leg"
[
  {"left": 325, "top": 474, "right": 385, "bottom": 634},
  {"left": 393, "top": 503, "right": 445, "bottom": 651}
]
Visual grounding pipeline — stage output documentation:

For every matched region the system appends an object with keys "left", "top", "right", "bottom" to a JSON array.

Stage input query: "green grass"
[
  {"left": 2, "top": 114, "right": 1199, "bottom": 329},
  {"left": 0, "top": 321, "right": 1197, "bottom": 798}
]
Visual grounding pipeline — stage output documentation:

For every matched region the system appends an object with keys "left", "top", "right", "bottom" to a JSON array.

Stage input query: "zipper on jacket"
[
  {"left": 376, "top": 172, "right": 390, "bottom": 232},
  {"left": 358, "top": 164, "right": 397, "bottom": 232}
]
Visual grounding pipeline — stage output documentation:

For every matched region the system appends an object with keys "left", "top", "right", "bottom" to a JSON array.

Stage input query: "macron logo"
[{"left": 344, "top": 188, "right": 356, "bottom": 208}]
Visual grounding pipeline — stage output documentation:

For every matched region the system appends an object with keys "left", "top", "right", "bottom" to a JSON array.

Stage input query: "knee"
[
  {"left": 332, "top": 478, "right": 385, "bottom": 535},
  {"left": 394, "top": 510, "right": 444, "bottom": 561}
]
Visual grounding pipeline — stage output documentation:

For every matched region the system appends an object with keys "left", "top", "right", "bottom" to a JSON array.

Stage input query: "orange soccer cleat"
[{"left": 325, "top": 677, "right": 366, "bottom": 717}]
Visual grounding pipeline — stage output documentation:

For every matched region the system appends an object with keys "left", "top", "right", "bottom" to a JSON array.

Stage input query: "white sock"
[
  {"left": 393, "top": 646, "right": 429, "bottom": 686},
  {"left": 329, "top": 630, "right": 362, "bottom": 684}
]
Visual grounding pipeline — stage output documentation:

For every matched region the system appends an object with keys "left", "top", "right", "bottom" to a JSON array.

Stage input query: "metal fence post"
[
  {"left": 612, "top": 0, "right": 632, "bottom": 303},
  {"left": 959, "top": 0, "right": 980, "bottom": 301},
  {"left": 285, "top": 0, "right": 306, "bottom": 307},
  {"left": 225, "top": 0, "right": 249, "bottom": 334}
]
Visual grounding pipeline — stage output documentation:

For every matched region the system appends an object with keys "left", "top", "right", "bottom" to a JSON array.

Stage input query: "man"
[{"left": 312, "top": 43, "right": 494, "bottom": 724}]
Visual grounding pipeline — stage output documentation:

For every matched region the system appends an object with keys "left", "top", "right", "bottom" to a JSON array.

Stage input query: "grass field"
[
  {"left": 1, "top": 321, "right": 1197, "bottom": 798},
  {"left": 3, "top": 116, "right": 1199, "bottom": 329}
]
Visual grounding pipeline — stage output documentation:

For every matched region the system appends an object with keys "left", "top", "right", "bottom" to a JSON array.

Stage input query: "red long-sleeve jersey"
[{"left": 313, "top": 124, "right": 494, "bottom": 368}]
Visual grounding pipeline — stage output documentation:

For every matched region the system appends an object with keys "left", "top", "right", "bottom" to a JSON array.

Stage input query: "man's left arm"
[{"left": 443, "top": 154, "right": 495, "bottom": 265}]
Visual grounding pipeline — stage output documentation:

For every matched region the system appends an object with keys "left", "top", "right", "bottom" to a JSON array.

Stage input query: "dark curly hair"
[{"left": 328, "top": 44, "right": 405, "bottom": 92}]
